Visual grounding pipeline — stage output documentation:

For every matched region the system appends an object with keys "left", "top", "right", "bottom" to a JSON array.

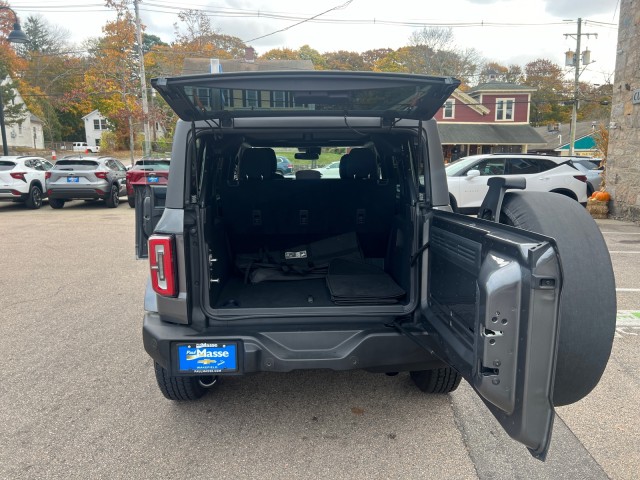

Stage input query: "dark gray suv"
[{"left": 136, "top": 71, "right": 616, "bottom": 460}]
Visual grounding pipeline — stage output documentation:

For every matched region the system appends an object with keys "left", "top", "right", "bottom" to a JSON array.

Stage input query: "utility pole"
[
  {"left": 134, "top": 0, "right": 151, "bottom": 157},
  {"left": 564, "top": 18, "right": 597, "bottom": 156}
]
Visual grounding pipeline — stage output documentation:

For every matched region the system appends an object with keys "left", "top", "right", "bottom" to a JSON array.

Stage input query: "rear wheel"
[
  {"left": 25, "top": 185, "right": 43, "bottom": 209},
  {"left": 410, "top": 367, "right": 461, "bottom": 394},
  {"left": 127, "top": 195, "right": 135, "bottom": 208},
  {"left": 500, "top": 191, "right": 616, "bottom": 406},
  {"left": 154, "top": 362, "right": 218, "bottom": 401},
  {"left": 49, "top": 198, "right": 65, "bottom": 209},
  {"left": 105, "top": 184, "right": 120, "bottom": 208}
]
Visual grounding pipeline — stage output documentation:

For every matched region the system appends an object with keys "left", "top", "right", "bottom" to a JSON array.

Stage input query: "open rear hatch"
[{"left": 151, "top": 71, "right": 460, "bottom": 122}]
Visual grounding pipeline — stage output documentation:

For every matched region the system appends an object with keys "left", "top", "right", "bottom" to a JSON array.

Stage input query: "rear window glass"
[
  {"left": 55, "top": 160, "right": 99, "bottom": 169},
  {"left": 135, "top": 160, "right": 170, "bottom": 169},
  {"left": 0, "top": 161, "right": 16, "bottom": 170}
]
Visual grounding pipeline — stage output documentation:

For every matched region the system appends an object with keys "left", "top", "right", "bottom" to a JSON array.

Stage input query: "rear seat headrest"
[
  {"left": 339, "top": 148, "right": 377, "bottom": 180},
  {"left": 295, "top": 169, "right": 322, "bottom": 180},
  {"left": 239, "top": 148, "right": 278, "bottom": 180}
]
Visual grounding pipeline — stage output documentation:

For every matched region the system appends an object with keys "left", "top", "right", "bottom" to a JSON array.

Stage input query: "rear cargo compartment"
[{"left": 199, "top": 140, "right": 417, "bottom": 312}]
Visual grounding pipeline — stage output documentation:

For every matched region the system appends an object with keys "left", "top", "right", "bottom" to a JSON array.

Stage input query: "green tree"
[
  {"left": 478, "top": 62, "right": 524, "bottom": 84},
  {"left": 524, "top": 58, "right": 570, "bottom": 126},
  {"left": 323, "top": 50, "right": 365, "bottom": 71}
]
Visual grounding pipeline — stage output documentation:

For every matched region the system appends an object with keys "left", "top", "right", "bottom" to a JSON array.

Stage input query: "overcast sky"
[{"left": 11, "top": 0, "right": 620, "bottom": 83}]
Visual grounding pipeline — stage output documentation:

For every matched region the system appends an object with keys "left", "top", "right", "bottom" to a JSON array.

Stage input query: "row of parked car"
[{"left": 0, "top": 155, "right": 170, "bottom": 209}]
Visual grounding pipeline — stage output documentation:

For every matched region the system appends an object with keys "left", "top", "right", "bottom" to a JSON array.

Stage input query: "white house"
[
  {"left": 1, "top": 77, "right": 45, "bottom": 150},
  {"left": 82, "top": 109, "right": 166, "bottom": 148},
  {"left": 81, "top": 109, "right": 108, "bottom": 148}
]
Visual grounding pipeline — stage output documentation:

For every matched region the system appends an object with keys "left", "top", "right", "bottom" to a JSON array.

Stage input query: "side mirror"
[{"left": 466, "top": 169, "right": 481, "bottom": 178}]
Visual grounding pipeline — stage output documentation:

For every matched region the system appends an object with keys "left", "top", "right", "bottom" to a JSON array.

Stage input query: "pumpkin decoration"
[{"left": 594, "top": 191, "right": 611, "bottom": 202}]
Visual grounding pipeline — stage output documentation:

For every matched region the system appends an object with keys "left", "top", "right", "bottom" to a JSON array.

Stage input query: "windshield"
[{"left": 445, "top": 156, "right": 484, "bottom": 176}]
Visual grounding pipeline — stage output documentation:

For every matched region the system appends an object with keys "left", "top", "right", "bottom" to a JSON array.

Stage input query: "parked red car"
[{"left": 126, "top": 157, "right": 170, "bottom": 207}]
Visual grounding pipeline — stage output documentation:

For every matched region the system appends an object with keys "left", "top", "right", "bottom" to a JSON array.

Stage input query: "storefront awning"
[{"left": 438, "top": 124, "right": 546, "bottom": 145}]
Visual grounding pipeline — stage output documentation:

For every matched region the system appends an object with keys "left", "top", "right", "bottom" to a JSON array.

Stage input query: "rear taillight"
[
  {"left": 10, "top": 172, "right": 26, "bottom": 182},
  {"left": 45, "top": 172, "right": 51, "bottom": 179},
  {"left": 149, "top": 235, "right": 178, "bottom": 297},
  {"left": 574, "top": 175, "right": 588, "bottom": 183},
  {"left": 95, "top": 171, "right": 108, "bottom": 179}
]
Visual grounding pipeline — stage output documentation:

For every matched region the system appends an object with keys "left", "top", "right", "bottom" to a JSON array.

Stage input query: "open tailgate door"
[{"left": 422, "top": 211, "right": 562, "bottom": 459}]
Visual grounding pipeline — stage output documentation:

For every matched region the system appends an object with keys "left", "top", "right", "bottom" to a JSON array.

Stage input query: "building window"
[
  {"left": 18, "top": 124, "right": 23, "bottom": 134},
  {"left": 220, "top": 89, "right": 233, "bottom": 108},
  {"left": 272, "top": 91, "right": 293, "bottom": 108},
  {"left": 244, "top": 90, "right": 260, "bottom": 108},
  {"left": 496, "top": 98, "right": 514, "bottom": 121},
  {"left": 443, "top": 99, "right": 455, "bottom": 119},
  {"left": 93, "top": 119, "right": 108, "bottom": 130}
]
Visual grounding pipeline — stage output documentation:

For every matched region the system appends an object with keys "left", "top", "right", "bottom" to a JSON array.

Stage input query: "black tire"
[
  {"left": 127, "top": 195, "right": 135, "bottom": 208},
  {"left": 154, "top": 362, "right": 217, "bottom": 401},
  {"left": 410, "top": 367, "right": 462, "bottom": 394},
  {"left": 49, "top": 198, "right": 65, "bottom": 209},
  {"left": 499, "top": 191, "right": 616, "bottom": 406},
  {"left": 25, "top": 185, "right": 43, "bottom": 209},
  {"left": 586, "top": 183, "right": 594, "bottom": 198},
  {"left": 105, "top": 184, "right": 120, "bottom": 208}
]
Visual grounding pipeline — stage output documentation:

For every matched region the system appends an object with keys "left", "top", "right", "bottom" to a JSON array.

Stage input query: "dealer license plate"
[
  {"left": 147, "top": 176, "right": 159, "bottom": 183},
  {"left": 176, "top": 342, "right": 238, "bottom": 373},
  {"left": 67, "top": 177, "right": 79, "bottom": 183}
]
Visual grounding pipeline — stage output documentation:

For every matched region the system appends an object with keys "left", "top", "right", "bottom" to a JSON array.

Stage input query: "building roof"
[
  {"left": 81, "top": 109, "right": 101, "bottom": 120},
  {"left": 468, "top": 82, "right": 537, "bottom": 94},
  {"left": 183, "top": 58, "right": 314, "bottom": 75},
  {"left": 437, "top": 123, "right": 546, "bottom": 145},
  {"left": 451, "top": 89, "right": 490, "bottom": 115},
  {"left": 30, "top": 113, "right": 44, "bottom": 124},
  {"left": 532, "top": 121, "right": 602, "bottom": 151}
]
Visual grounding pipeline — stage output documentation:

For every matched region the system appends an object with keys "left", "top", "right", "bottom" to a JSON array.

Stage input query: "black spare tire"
[{"left": 499, "top": 191, "right": 616, "bottom": 406}]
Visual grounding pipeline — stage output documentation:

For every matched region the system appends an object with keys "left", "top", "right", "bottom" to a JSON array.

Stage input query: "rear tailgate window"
[{"left": 54, "top": 160, "right": 99, "bottom": 170}]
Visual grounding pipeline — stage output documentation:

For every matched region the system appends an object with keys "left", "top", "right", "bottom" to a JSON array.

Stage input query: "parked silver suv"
[
  {"left": 136, "top": 71, "right": 616, "bottom": 460},
  {"left": 47, "top": 156, "right": 127, "bottom": 208}
]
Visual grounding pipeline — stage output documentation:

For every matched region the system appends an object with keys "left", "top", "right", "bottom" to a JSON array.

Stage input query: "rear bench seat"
[{"left": 220, "top": 148, "right": 396, "bottom": 258}]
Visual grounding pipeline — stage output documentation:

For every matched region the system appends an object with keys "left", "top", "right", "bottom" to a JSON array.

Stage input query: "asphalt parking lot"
[{"left": 0, "top": 201, "right": 638, "bottom": 480}]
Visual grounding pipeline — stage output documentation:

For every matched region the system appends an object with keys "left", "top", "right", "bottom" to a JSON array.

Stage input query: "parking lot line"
[
  {"left": 616, "top": 288, "right": 640, "bottom": 292},
  {"left": 617, "top": 310, "right": 640, "bottom": 326},
  {"left": 608, "top": 251, "right": 640, "bottom": 254},
  {"left": 600, "top": 232, "right": 640, "bottom": 234}
]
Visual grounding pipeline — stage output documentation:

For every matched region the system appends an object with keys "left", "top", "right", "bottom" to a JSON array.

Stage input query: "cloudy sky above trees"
[{"left": 12, "top": 0, "right": 620, "bottom": 83}]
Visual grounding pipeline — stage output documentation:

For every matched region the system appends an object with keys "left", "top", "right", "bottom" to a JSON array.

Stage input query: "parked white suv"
[
  {"left": 0, "top": 156, "right": 52, "bottom": 209},
  {"left": 446, "top": 154, "right": 588, "bottom": 214}
]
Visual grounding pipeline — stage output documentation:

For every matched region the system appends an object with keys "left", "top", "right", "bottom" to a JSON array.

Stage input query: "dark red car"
[{"left": 126, "top": 157, "right": 170, "bottom": 207}]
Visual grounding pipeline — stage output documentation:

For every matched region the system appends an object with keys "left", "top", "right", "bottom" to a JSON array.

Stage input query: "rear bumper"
[
  {"left": 0, "top": 189, "right": 28, "bottom": 200},
  {"left": 143, "top": 312, "right": 444, "bottom": 375},
  {"left": 48, "top": 187, "right": 108, "bottom": 200}
]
